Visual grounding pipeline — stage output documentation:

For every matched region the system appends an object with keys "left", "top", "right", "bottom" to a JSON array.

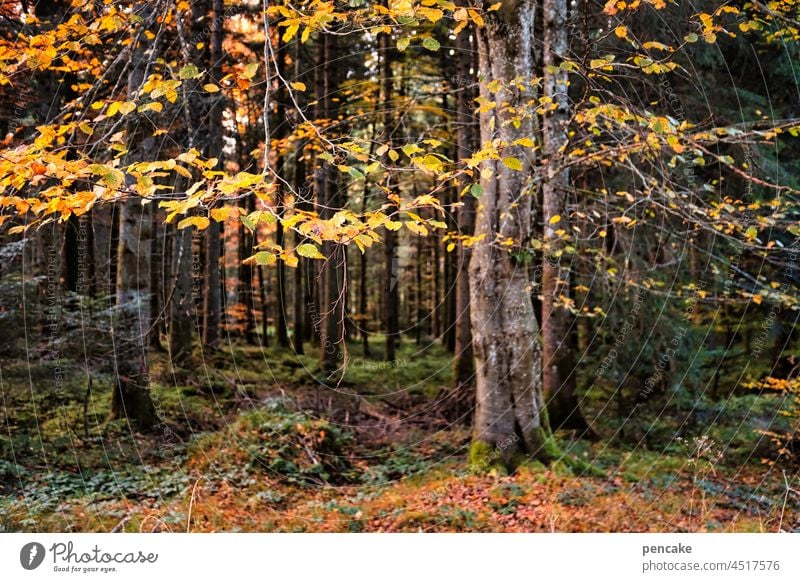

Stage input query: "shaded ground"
[{"left": 1, "top": 339, "right": 798, "bottom": 532}]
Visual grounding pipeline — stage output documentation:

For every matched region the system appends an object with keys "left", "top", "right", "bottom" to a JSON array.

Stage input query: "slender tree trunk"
[
  {"left": 149, "top": 206, "right": 164, "bottom": 350},
  {"left": 273, "top": 37, "right": 290, "bottom": 348},
  {"left": 432, "top": 223, "right": 441, "bottom": 339},
  {"left": 359, "top": 233, "right": 371, "bottom": 357},
  {"left": 63, "top": 215, "right": 79, "bottom": 293},
  {"left": 541, "top": 0, "right": 590, "bottom": 433},
  {"left": 453, "top": 24, "right": 477, "bottom": 388},
  {"left": 110, "top": 6, "right": 157, "bottom": 429},
  {"left": 202, "top": 0, "right": 224, "bottom": 347},
  {"left": 292, "top": 151, "right": 307, "bottom": 354},
  {"left": 381, "top": 19, "right": 399, "bottom": 362},
  {"left": 469, "top": 0, "right": 557, "bottom": 470},
  {"left": 317, "top": 33, "right": 344, "bottom": 375},
  {"left": 170, "top": 217, "right": 194, "bottom": 364}
]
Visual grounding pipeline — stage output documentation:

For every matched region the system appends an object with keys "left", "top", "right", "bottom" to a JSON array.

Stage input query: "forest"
[{"left": 1, "top": 0, "right": 799, "bottom": 533}]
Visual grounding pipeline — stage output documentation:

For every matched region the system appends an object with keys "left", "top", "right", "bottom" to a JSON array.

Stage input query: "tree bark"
[
  {"left": 317, "top": 33, "right": 343, "bottom": 374},
  {"left": 381, "top": 18, "right": 399, "bottom": 362},
  {"left": 453, "top": 24, "right": 478, "bottom": 388},
  {"left": 110, "top": 5, "right": 159, "bottom": 429},
  {"left": 170, "top": 214, "right": 194, "bottom": 364},
  {"left": 469, "top": 0, "right": 558, "bottom": 470},
  {"left": 541, "top": 0, "right": 591, "bottom": 433},
  {"left": 202, "top": 0, "right": 224, "bottom": 347}
]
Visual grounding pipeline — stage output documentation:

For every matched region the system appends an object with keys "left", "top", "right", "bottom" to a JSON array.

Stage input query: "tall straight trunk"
[
  {"left": 238, "top": 196, "right": 257, "bottom": 344},
  {"left": 202, "top": 0, "right": 224, "bottom": 347},
  {"left": 432, "top": 223, "right": 441, "bottom": 339},
  {"left": 111, "top": 6, "right": 157, "bottom": 429},
  {"left": 274, "top": 37, "right": 290, "bottom": 348},
  {"left": 541, "top": 0, "right": 589, "bottom": 432},
  {"left": 63, "top": 215, "right": 79, "bottom": 292},
  {"left": 359, "top": 246, "right": 370, "bottom": 356},
  {"left": 81, "top": 212, "right": 97, "bottom": 297},
  {"left": 453, "top": 24, "right": 478, "bottom": 387},
  {"left": 258, "top": 263, "right": 269, "bottom": 343},
  {"left": 381, "top": 19, "right": 399, "bottom": 362},
  {"left": 170, "top": 216, "right": 194, "bottom": 364},
  {"left": 317, "top": 33, "right": 343, "bottom": 374},
  {"left": 292, "top": 151, "right": 307, "bottom": 354},
  {"left": 415, "top": 232, "right": 423, "bottom": 345},
  {"left": 469, "top": 0, "right": 557, "bottom": 469},
  {"left": 149, "top": 206, "right": 164, "bottom": 349}
]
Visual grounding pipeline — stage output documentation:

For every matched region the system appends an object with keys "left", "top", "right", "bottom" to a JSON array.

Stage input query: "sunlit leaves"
[
  {"left": 179, "top": 64, "right": 200, "bottom": 79},
  {"left": 296, "top": 243, "right": 326, "bottom": 259},
  {"left": 178, "top": 216, "right": 210, "bottom": 230},
  {"left": 422, "top": 37, "right": 440, "bottom": 52}
]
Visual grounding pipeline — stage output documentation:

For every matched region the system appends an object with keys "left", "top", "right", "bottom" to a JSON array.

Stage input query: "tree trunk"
[
  {"left": 170, "top": 217, "right": 194, "bottom": 364},
  {"left": 316, "top": 33, "right": 343, "bottom": 374},
  {"left": 149, "top": 206, "right": 165, "bottom": 350},
  {"left": 541, "top": 0, "right": 590, "bottom": 433},
  {"left": 292, "top": 151, "right": 307, "bottom": 354},
  {"left": 110, "top": 5, "right": 158, "bottom": 430},
  {"left": 202, "top": 0, "right": 224, "bottom": 347},
  {"left": 469, "top": 0, "right": 558, "bottom": 470},
  {"left": 359, "top": 241, "right": 371, "bottom": 357},
  {"left": 381, "top": 20, "right": 399, "bottom": 362},
  {"left": 453, "top": 24, "right": 478, "bottom": 388}
]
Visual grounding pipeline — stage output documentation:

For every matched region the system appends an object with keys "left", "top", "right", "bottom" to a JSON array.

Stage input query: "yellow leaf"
[
  {"left": 502, "top": 157, "right": 523, "bottom": 171},
  {"left": 241, "top": 62, "right": 259, "bottom": 80},
  {"left": 283, "top": 23, "right": 299, "bottom": 42},
  {"left": 244, "top": 251, "right": 277, "bottom": 266},
  {"left": 296, "top": 243, "right": 326, "bottom": 259},
  {"left": 290, "top": 81, "right": 306, "bottom": 91},
  {"left": 119, "top": 101, "right": 137, "bottom": 115},
  {"left": 177, "top": 216, "right": 210, "bottom": 230},
  {"left": 384, "top": 219, "right": 402, "bottom": 231},
  {"left": 468, "top": 9, "right": 484, "bottom": 27},
  {"left": 210, "top": 207, "right": 232, "bottom": 222},
  {"left": 203, "top": 84, "right": 220, "bottom": 93},
  {"left": 283, "top": 254, "right": 299, "bottom": 268},
  {"left": 549, "top": 214, "right": 561, "bottom": 224},
  {"left": 406, "top": 221, "right": 428, "bottom": 236},
  {"left": 513, "top": 137, "right": 535, "bottom": 147},
  {"left": 139, "top": 101, "right": 163, "bottom": 113}
]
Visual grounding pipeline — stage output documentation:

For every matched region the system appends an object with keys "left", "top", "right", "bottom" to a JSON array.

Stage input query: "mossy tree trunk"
[{"left": 468, "top": 0, "right": 558, "bottom": 470}]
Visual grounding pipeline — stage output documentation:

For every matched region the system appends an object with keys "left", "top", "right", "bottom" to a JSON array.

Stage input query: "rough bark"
[
  {"left": 317, "top": 33, "right": 343, "bottom": 374},
  {"left": 453, "top": 25, "right": 478, "bottom": 388},
  {"left": 274, "top": 37, "right": 290, "bottom": 348},
  {"left": 541, "top": 0, "right": 591, "bottom": 433},
  {"left": 202, "top": 0, "right": 224, "bottom": 347},
  {"left": 469, "top": 0, "right": 557, "bottom": 470},
  {"left": 381, "top": 18, "right": 399, "bottom": 362},
  {"left": 292, "top": 148, "right": 307, "bottom": 354},
  {"left": 170, "top": 217, "right": 194, "bottom": 364},
  {"left": 110, "top": 5, "right": 157, "bottom": 430}
]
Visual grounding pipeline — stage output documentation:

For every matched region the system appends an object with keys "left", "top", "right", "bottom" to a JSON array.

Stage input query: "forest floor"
[{"left": 1, "top": 338, "right": 798, "bottom": 532}]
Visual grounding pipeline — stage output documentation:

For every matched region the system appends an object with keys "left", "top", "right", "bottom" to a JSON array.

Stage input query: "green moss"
[{"left": 468, "top": 440, "right": 509, "bottom": 475}]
